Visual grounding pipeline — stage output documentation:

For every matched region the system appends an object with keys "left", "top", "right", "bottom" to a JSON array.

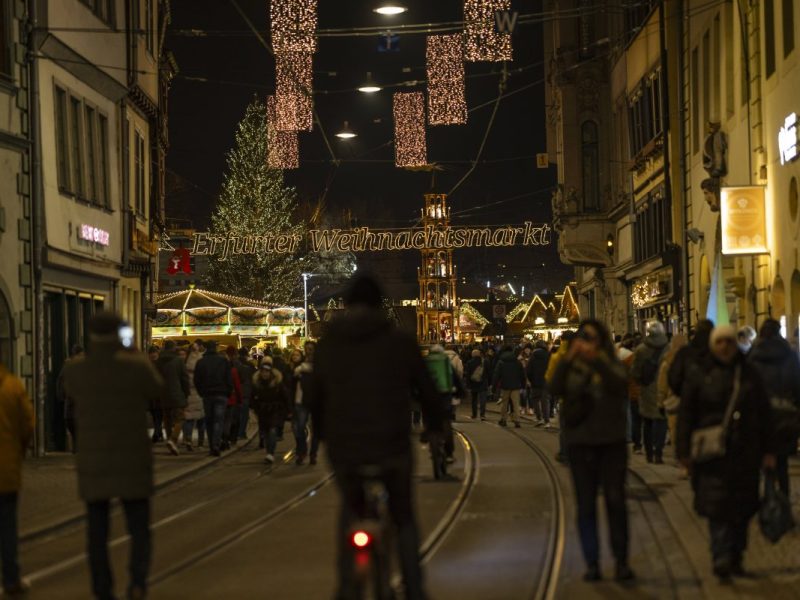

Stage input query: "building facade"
[
  {"left": 545, "top": 0, "right": 799, "bottom": 339},
  {"left": 23, "top": 0, "right": 171, "bottom": 452}
]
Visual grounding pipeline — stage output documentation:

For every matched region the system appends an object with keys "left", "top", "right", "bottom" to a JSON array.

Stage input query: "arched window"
[
  {"left": 0, "top": 290, "right": 12, "bottom": 372},
  {"left": 581, "top": 121, "right": 600, "bottom": 211}
]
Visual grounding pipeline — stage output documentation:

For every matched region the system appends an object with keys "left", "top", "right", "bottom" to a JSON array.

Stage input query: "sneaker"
[
  {"left": 615, "top": 563, "right": 635, "bottom": 582},
  {"left": 544, "top": 422, "right": 552, "bottom": 430},
  {"left": 534, "top": 420, "right": 544, "bottom": 427},
  {"left": 495, "top": 398, "right": 503, "bottom": 405},
  {"left": 498, "top": 419, "right": 507, "bottom": 427},
  {"left": 583, "top": 564, "right": 602, "bottom": 582},
  {"left": 527, "top": 408, "right": 534, "bottom": 416},
  {"left": 166, "top": 440, "right": 179, "bottom": 456},
  {"left": 265, "top": 454, "right": 275, "bottom": 464},
  {"left": 309, "top": 454, "right": 317, "bottom": 466},
  {"left": 514, "top": 422, "right": 521, "bottom": 429},
  {"left": 3, "top": 579, "right": 30, "bottom": 596}
]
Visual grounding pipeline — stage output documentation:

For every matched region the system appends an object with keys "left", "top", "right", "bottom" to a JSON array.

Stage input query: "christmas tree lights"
[
  {"left": 393, "top": 92, "right": 427, "bottom": 168},
  {"left": 275, "top": 52, "right": 314, "bottom": 132},
  {"left": 270, "top": 0, "right": 318, "bottom": 54},
  {"left": 426, "top": 34, "right": 467, "bottom": 126},
  {"left": 266, "top": 95, "right": 299, "bottom": 170},
  {"left": 464, "top": 0, "right": 513, "bottom": 62}
]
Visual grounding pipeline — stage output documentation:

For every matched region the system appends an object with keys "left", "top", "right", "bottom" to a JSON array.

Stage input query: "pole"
[{"left": 303, "top": 273, "right": 308, "bottom": 340}]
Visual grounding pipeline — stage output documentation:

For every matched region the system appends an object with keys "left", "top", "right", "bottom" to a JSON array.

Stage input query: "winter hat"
[
  {"left": 260, "top": 356, "right": 273, "bottom": 367},
  {"left": 709, "top": 325, "right": 737, "bottom": 347}
]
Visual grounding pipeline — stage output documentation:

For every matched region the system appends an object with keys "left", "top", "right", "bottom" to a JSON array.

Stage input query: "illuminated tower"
[{"left": 417, "top": 193, "right": 458, "bottom": 342}]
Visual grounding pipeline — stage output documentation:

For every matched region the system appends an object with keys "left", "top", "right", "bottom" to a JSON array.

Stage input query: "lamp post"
[{"left": 302, "top": 272, "right": 310, "bottom": 340}]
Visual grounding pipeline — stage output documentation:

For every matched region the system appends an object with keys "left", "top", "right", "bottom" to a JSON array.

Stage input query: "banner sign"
[
  {"left": 186, "top": 222, "right": 552, "bottom": 261},
  {"left": 720, "top": 186, "right": 769, "bottom": 255}
]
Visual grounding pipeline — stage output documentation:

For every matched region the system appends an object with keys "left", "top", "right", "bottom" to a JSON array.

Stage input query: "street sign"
[
  {"left": 492, "top": 304, "right": 507, "bottom": 320},
  {"left": 536, "top": 153, "right": 549, "bottom": 169},
  {"left": 495, "top": 10, "right": 519, "bottom": 34}
]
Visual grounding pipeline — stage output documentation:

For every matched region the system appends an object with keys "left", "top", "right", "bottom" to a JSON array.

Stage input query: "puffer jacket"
[
  {"left": 630, "top": 332, "right": 669, "bottom": 419},
  {"left": 677, "top": 354, "right": 774, "bottom": 520},
  {"left": 492, "top": 351, "right": 527, "bottom": 390},
  {"left": 252, "top": 369, "right": 288, "bottom": 428},
  {"left": 0, "top": 366, "right": 34, "bottom": 493}
]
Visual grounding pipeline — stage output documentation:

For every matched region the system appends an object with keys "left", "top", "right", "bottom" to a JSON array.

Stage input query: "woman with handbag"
[
  {"left": 748, "top": 319, "right": 800, "bottom": 498},
  {"left": 549, "top": 319, "right": 633, "bottom": 582},
  {"left": 676, "top": 325, "right": 775, "bottom": 583}
]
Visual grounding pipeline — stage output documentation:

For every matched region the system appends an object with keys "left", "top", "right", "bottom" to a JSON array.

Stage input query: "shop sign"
[
  {"left": 720, "top": 186, "right": 768, "bottom": 255},
  {"left": 779, "top": 113, "right": 798, "bottom": 165},
  {"left": 79, "top": 224, "right": 110, "bottom": 246}
]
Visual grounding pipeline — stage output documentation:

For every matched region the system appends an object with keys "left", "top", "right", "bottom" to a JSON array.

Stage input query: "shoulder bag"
[{"left": 690, "top": 365, "right": 740, "bottom": 463}]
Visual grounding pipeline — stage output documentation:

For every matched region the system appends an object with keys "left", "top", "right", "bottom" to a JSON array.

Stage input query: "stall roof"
[{"left": 155, "top": 288, "right": 277, "bottom": 310}]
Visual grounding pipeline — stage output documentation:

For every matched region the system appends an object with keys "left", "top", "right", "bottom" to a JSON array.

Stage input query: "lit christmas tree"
[{"left": 204, "top": 98, "right": 308, "bottom": 304}]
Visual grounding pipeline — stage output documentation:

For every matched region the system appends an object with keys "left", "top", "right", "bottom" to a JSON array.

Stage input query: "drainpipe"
[
  {"left": 27, "top": 0, "right": 46, "bottom": 456},
  {"left": 675, "top": 0, "right": 691, "bottom": 329}
]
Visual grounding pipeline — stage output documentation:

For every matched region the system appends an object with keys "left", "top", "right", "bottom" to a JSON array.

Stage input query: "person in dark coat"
[
  {"left": 677, "top": 325, "right": 775, "bottom": 582},
  {"left": 527, "top": 340, "right": 551, "bottom": 427},
  {"left": 62, "top": 312, "right": 163, "bottom": 600},
  {"left": 193, "top": 341, "right": 233, "bottom": 457},
  {"left": 310, "top": 274, "right": 444, "bottom": 600},
  {"left": 293, "top": 341, "right": 319, "bottom": 465},
  {"left": 549, "top": 319, "right": 632, "bottom": 582},
  {"left": 492, "top": 346, "right": 527, "bottom": 427},
  {"left": 668, "top": 319, "right": 714, "bottom": 397},
  {"left": 57, "top": 344, "right": 84, "bottom": 453},
  {"left": 251, "top": 357, "right": 288, "bottom": 464},
  {"left": 465, "top": 349, "right": 488, "bottom": 420},
  {"left": 155, "top": 340, "right": 190, "bottom": 456},
  {"left": 147, "top": 345, "right": 164, "bottom": 443},
  {"left": 236, "top": 348, "right": 256, "bottom": 440},
  {"left": 748, "top": 318, "right": 800, "bottom": 497},
  {"left": 630, "top": 322, "right": 669, "bottom": 463}
]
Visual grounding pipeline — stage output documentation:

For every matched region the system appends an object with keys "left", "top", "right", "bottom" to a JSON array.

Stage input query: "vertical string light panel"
[
  {"left": 275, "top": 51, "right": 314, "bottom": 132},
  {"left": 464, "top": 0, "right": 513, "bottom": 62},
  {"left": 270, "top": 0, "right": 318, "bottom": 53},
  {"left": 393, "top": 92, "right": 427, "bottom": 168},
  {"left": 426, "top": 34, "right": 467, "bottom": 126},
  {"left": 266, "top": 95, "right": 299, "bottom": 170}
]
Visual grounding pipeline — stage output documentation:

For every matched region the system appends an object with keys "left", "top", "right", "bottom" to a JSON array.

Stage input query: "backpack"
[
  {"left": 426, "top": 354, "right": 453, "bottom": 394},
  {"left": 638, "top": 348, "right": 663, "bottom": 386},
  {"left": 470, "top": 361, "right": 484, "bottom": 383}
]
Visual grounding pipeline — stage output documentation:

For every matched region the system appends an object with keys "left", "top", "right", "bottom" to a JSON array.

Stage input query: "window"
[
  {"left": 135, "top": 130, "right": 146, "bottom": 215},
  {"left": 765, "top": 0, "right": 776, "bottom": 77},
  {"left": 578, "top": 0, "right": 595, "bottom": 59},
  {"left": 55, "top": 87, "right": 71, "bottom": 191},
  {"left": 98, "top": 115, "right": 109, "bottom": 208},
  {"left": 69, "top": 97, "right": 84, "bottom": 198},
  {"left": 702, "top": 31, "right": 710, "bottom": 126},
  {"left": 634, "top": 188, "right": 672, "bottom": 263},
  {"left": 85, "top": 106, "right": 97, "bottom": 203},
  {"left": 628, "top": 71, "right": 663, "bottom": 158},
  {"left": 0, "top": 289, "right": 11, "bottom": 372},
  {"left": 581, "top": 121, "right": 600, "bottom": 211},
  {"left": 725, "top": 7, "right": 734, "bottom": 118},
  {"left": 145, "top": 0, "right": 154, "bottom": 54},
  {"left": 623, "top": 0, "right": 657, "bottom": 45},
  {"left": 713, "top": 15, "right": 721, "bottom": 118},
  {"left": 692, "top": 47, "right": 700, "bottom": 153},
  {"left": 784, "top": 0, "right": 795, "bottom": 58},
  {"left": 0, "top": 0, "right": 11, "bottom": 78},
  {"left": 80, "top": 0, "right": 114, "bottom": 26}
]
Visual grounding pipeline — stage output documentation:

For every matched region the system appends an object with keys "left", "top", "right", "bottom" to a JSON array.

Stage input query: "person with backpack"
[
  {"left": 527, "top": 340, "right": 551, "bottom": 428},
  {"left": 630, "top": 321, "right": 669, "bottom": 463},
  {"left": 425, "top": 345, "right": 463, "bottom": 462},
  {"left": 492, "top": 345, "right": 527, "bottom": 428},
  {"left": 466, "top": 349, "right": 488, "bottom": 420}
]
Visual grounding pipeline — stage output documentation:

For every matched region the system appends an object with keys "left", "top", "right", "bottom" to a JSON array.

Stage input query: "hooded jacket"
[
  {"left": 310, "top": 308, "right": 444, "bottom": 466},
  {"left": 492, "top": 350, "right": 527, "bottom": 390},
  {"left": 252, "top": 369, "right": 288, "bottom": 428},
  {"left": 630, "top": 332, "right": 669, "bottom": 419}
]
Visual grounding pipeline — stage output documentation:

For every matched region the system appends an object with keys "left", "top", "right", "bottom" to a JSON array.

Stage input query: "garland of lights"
[
  {"left": 426, "top": 34, "right": 467, "bottom": 126},
  {"left": 270, "top": 0, "right": 318, "bottom": 54},
  {"left": 275, "top": 52, "right": 314, "bottom": 132},
  {"left": 464, "top": 0, "right": 513, "bottom": 62},
  {"left": 393, "top": 92, "right": 427, "bottom": 167},
  {"left": 266, "top": 95, "right": 300, "bottom": 169},
  {"left": 505, "top": 302, "right": 527, "bottom": 323},
  {"left": 459, "top": 302, "right": 489, "bottom": 327}
]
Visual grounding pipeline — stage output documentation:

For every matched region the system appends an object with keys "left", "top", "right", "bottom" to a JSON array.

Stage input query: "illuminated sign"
[
  {"left": 79, "top": 224, "right": 110, "bottom": 246},
  {"left": 187, "top": 222, "right": 552, "bottom": 261},
  {"left": 779, "top": 113, "right": 798, "bottom": 165},
  {"left": 720, "top": 186, "right": 768, "bottom": 255}
]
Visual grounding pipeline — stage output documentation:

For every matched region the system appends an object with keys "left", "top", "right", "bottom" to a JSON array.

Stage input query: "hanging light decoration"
[
  {"left": 463, "top": 0, "right": 513, "bottom": 62},
  {"left": 393, "top": 92, "right": 427, "bottom": 168},
  {"left": 270, "top": 0, "right": 318, "bottom": 54},
  {"left": 426, "top": 34, "right": 467, "bottom": 126},
  {"left": 274, "top": 51, "right": 314, "bottom": 132},
  {"left": 266, "top": 95, "right": 299, "bottom": 170}
]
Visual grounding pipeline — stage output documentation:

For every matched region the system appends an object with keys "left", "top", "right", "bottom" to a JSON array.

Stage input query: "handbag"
[
  {"left": 759, "top": 471, "right": 794, "bottom": 543},
  {"left": 690, "top": 365, "right": 740, "bottom": 463}
]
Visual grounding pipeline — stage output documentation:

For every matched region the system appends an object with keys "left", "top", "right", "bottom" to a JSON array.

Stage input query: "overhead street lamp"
[
  {"left": 373, "top": 4, "right": 408, "bottom": 15},
  {"left": 335, "top": 121, "right": 357, "bottom": 139},
  {"left": 358, "top": 72, "right": 382, "bottom": 94}
]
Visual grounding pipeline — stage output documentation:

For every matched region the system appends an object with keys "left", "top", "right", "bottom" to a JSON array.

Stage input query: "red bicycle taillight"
[{"left": 352, "top": 530, "right": 371, "bottom": 548}]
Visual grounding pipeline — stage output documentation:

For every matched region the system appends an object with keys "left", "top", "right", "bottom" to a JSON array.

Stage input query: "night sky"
[{"left": 165, "top": 0, "right": 573, "bottom": 301}]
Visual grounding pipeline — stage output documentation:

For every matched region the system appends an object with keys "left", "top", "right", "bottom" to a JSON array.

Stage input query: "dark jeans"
[
  {"left": 629, "top": 402, "right": 642, "bottom": 449},
  {"left": 293, "top": 404, "right": 320, "bottom": 458},
  {"left": 202, "top": 396, "right": 227, "bottom": 453},
  {"left": 256, "top": 411, "right": 281, "bottom": 455},
  {"left": 0, "top": 493, "right": 20, "bottom": 590},
  {"left": 708, "top": 518, "right": 749, "bottom": 567},
  {"left": 150, "top": 409, "right": 164, "bottom": 442},
  {"left": 223, "top": 405, "right": 240, "bottom": 444},
  {"left": 86, "top": 498, "right": 150, "bottom": 600},
  {"left": 567, "top": 442, "right": 629, "bottom": 566},
  {"left": 238, "top": 399, "right": 250, "bottom": 439},
  {"left": 777, "top": 454, "right": 791, "bottom": 498},
  {"left": 470, "top": 387, "right": 486, "bottom": 418},
  {"left": 642, "top": 417, "right": 667, "bottom": 459},
  {"left": 181, "top": 418, "right": 206, "bottom": 446},
  {"left": 532, "top": 388, "right": 550, "bottom": 423},
  {"left": 333, "top": 457, "right": 426, "bottom": 600}
]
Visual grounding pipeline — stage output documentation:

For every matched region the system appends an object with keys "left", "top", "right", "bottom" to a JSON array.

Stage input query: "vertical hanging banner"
[
  {"left": 426, "top": 34, "right": 467, "bottom": 126},
  {"left": 266, "top": 95, "right": 299, "bottom": 170},
  {"left": 464, "top": 0, "right": 513, "bottom": 62},
  {"left": 270, "top": 0, "right": 318, "bottom": 53},
  {"left": 393, "top": 92, "right": 428, "bottom": 168},
  {"left": 275, "top": 52, "right": 314, "bottom": 132}
]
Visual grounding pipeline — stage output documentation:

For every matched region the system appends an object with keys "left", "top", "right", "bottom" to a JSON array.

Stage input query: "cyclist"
[{"left": 311, "top": 274, "right": 444, "bottom": 600}]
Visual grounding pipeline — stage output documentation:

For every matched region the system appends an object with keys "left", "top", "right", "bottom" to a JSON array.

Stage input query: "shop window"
[
  {"left": 0, "top": 290, "right": 11, "bottom": 372},
  {"left": 790, "top": 177, "right": 798, "bottom": 222},
  {"left": 581, "top": 121, "right": 599, "bottom": 211}
]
